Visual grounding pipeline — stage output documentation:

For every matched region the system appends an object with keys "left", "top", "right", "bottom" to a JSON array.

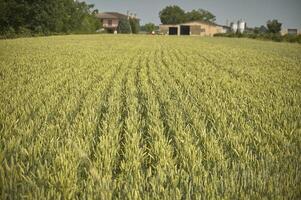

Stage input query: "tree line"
[
  {"left": 159, "top": 5, "right": 216, "bottom": 25},
  {"left": 0, "top": 0, "right": 100, "bottom": 38}
]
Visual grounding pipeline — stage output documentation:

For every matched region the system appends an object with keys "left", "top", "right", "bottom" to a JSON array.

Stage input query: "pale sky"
[{"left": 84, "top": 0, "right": 301, "bottom": 28}]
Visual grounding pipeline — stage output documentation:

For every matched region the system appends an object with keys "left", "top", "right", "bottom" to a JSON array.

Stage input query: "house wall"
[{"left": 102, "top": 19, "right": 119, "bottom": 28}]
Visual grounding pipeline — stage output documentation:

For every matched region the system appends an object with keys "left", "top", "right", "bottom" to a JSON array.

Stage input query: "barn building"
[
  {"left": 159, "top": 20, "right": 229, "bottom": 36},
  {"left": 281, "top": 28, "right": 301, "bottom": 36}
]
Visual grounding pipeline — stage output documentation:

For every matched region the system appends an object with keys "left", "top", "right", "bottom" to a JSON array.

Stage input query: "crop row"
[{"left": 0, "top": 35, "right": 300, "bottom": 199}]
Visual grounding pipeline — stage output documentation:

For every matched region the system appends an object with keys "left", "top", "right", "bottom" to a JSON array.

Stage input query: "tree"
[
  {"left": 159, "top": 5, "right": 186, "bottom": 24},
  {"left": 0, "top": 0, "right": 31, "bottom": 33},
  {"left": 186, "top": 9, "right": 216, "bottom": 22},
  {"left": 143, "top": 23, "right": 156, "bottom": 33},
  {"left": 0, "top": 0, "right": 100, "bottom": 36},
  {"left": 129, "top": 18, "right": 140, "bottom": 34},
  {"left": 92, "top": 9, "right": 99, "bottom": 15},
  {"left": 267, "top": 19, "right": 282, "bottom": 34},
  {"left": 254, "top": 25, "right": 268, "bottom": 34},
  {"left": 159, "top": 5, "right": 216, "bottom": 25},
  {"left": 118, "top": 18, "right": 131, "bottom": 33}
]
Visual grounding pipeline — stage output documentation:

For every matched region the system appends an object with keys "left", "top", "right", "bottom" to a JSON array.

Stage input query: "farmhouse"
[
  {"left": 96, "top": 12, "right": 128, "bottom": 33},
  {"left": 159, "top": 20, "right": 229, "bottom": 36},
  {"left": 96, "top": 12, "right": 139, "bottom": 33}
]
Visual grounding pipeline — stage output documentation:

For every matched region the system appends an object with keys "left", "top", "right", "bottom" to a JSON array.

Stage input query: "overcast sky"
[{"left": 84, "top": 0, "right": 301, "bottom": 28}]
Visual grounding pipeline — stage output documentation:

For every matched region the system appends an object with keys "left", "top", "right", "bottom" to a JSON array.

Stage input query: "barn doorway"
[
  {"left": 169, "top": 27, "right": 178, "bottom": 35},
  {"left": 180, "top": 25, "right": 190, "bottom": 35}
]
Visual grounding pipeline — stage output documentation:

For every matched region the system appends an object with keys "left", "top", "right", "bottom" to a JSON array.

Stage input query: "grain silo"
[
  {"left": 238, "top": 20, "right": 246, "bottom": 33},
  {"left": 231, "top": 22, "right": 238, "bottom": 33}
]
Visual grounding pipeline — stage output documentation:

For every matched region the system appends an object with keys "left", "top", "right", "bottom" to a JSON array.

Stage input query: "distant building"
[
  {"left": 281, "top": 28, "right": 301, "bottom": 35},
  {"left": 96, "top": 12, "right": 139, "bottom": 33},
  {"left": 159, "top": 20, "right": 229, "bottom": 36}
]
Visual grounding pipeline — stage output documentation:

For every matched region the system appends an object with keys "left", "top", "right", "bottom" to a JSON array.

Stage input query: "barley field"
[{"left": 0, "top": 35, "right": 300, "bottom": 199}]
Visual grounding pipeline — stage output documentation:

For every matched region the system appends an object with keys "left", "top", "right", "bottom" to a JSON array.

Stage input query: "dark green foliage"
[
  {"left": 254, "top": 25, "right": 268, "bottom": 34},
  {"left": 267, "top": 19, "right": 282, "bottom": 34},
  {"left": 141, "top": 23, "right": 156, "bottom": 33},
  {"left": 18, "top": 27, "right": 32, "bottom": 37},
  {"left": 1, "top": 27, "right": 16, "bottom": 39},
  {"left": 118, "top": 19, "right": 132, "bottom": 34},
  {"left": 282, "top": 34, "right": 301, "bottom": 43},
  {"left": 269, "top": 33, "right": 282, "bottom": 42},
  {"left": 75, "top": 14, "right": 101, "bottom": 34},
  {"left": 0, "top": 0, "right": 100, "bottom": 38},
  {"left": 159, "top": 5, "right": 186, "bottom": 24},
  {"left": 214, "top": 32, "right": 301, "bottom": 44},
  {"left": 185, "top": 9, "right": 216, "bottom": 22},
  {"left": 129, "top": 18, "right": 140, "bottom": 34},
  {"left": 159, "top": 5, "right": 216, "bottom": 25}
]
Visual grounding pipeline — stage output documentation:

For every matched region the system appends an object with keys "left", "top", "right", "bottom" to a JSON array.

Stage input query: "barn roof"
[
  {"left": 182, "top": 20, "right": 217, "bottom": 26},
  {"left": 160, "top": 20, "right": 228, "bottom": 28},
  {"left": 181, "top": 20, "right": 228, "bottom": 27}
]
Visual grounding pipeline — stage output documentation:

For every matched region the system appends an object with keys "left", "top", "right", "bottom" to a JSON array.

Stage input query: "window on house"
[{"left": 108, "top": 20, "right": 112, "bottom": 26}]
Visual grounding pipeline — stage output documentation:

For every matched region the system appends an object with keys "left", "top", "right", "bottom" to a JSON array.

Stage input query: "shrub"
[
  {"left": 270, "top": 33, "right": 282, "bottom": 42},
  {"left": 118, "top": 19, "right": 132, "bottom": 34},
  {"left": 129, "top": 18, "right": 140, "bottom": 34},
  {"left": 2, "top": 27, "right": 16, "bottom": 39},
  {"left": 33, "top": 26, "right": 44, "bottom": 35},
  {"left": 213, "top": 33, "right": 224, "bottom": 37},
  {"left": 282, "top": 34, "right": 301, "bottom": 43},
  {"left": 142, "top": 23, "right": 156, "bottom": 33},
  {"left": 18, "top": 27, "right": 32, "bottom": 37},
  {"left": 214, "top": 32, "right": 301, "bottom": 44}
]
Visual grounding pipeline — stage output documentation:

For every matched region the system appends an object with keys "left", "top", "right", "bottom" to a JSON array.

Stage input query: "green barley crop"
[{"left": 0, "top": 35, "right": 300, "bottom": 199}]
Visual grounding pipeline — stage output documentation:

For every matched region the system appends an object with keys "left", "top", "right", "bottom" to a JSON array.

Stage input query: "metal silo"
[
  {"left": 238, "top": 20, "right": 246, "bottom": 33},
  {"left": 231, "top": 22, "right": 238, "bottom": 33}
]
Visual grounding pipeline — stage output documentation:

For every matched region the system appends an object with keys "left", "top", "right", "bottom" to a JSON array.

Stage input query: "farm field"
[{"left": 0, "top": 35, "right": 301, "bottom": 199}]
